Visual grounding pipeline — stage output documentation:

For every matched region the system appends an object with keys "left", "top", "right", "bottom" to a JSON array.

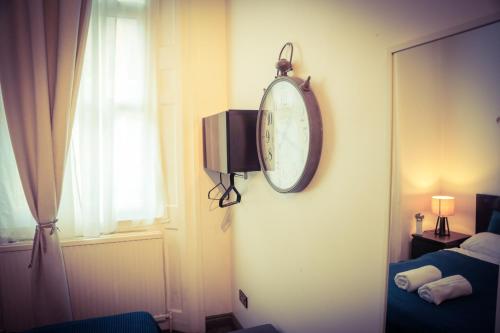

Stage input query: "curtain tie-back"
[{"left": 28, "top": 219, "right": 59, "bottom": 268}]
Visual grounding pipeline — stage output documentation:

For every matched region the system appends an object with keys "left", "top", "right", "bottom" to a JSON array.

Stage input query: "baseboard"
[
  {"left": 232, "top": 313, "right": 242, "bottom": 330},
  {"left": 206, "top": 313, "right": 242, "bottom": 331}
]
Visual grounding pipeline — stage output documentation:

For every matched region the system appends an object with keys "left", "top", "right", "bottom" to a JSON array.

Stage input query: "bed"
[
  {"left": 24, "top": 311, "right": 161, "bottom": 333},
  {"left": 386, "top": 194, "right": 500, "bottom": 333}
]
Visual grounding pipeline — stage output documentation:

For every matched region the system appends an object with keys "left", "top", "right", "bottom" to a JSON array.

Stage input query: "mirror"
[
  {"left": 386, "top": 20, "right": 500, "bottom": 332},
  {"left": 390, "top": 20, "right": 500, "bottom": 262}
]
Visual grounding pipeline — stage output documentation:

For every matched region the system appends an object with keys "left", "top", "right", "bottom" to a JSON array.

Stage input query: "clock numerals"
[
  {"left": 266, "top": 147, "right": 275, "bottom": 170},
  {"left": 262, "top": 109, "right": 275, "bottom": 171},
  {"left": 258, "top": 77, "right": 320, "bottom": 192},
  {"left": 267, "top": 112, "right": 273, "bottom": 126}
]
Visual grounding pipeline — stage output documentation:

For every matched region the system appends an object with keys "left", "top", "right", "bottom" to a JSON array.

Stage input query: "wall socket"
[{"left": 239, "top": 289, "right": 248, "bottom": 308}]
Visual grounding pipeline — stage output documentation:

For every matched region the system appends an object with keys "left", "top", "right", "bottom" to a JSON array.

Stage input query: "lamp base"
[{"left": 434, "top": 216, "right": 450, "bottom": 237}]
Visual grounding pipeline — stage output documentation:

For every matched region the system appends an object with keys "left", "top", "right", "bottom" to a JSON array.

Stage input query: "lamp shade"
[{"left": 432, "top": 196, "right": 455, "bottom": 217}]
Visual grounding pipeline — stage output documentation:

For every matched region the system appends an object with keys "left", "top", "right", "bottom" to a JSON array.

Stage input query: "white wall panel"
[
  {"left": 63, "top": 238, "right": 166, "bottom": 320},
  {"left": 0, "top": 233, "right": 169, "bottom": 332}
]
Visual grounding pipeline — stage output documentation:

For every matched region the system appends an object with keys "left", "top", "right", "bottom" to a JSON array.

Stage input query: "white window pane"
[
  {"left": 113, "top": 113, "right": 143, "bottom": 215},
  {"left": 112, "top": 112, "right": 161, "bottom": 220},
  {"left": 114, "top": 18, "right": 145, "bottom": 107},
  {"left": 117, "top": 0, "right": 146, "bottom": 5},
  {"left": 0, "top": 94, "right": 35, "bottom": 243}
]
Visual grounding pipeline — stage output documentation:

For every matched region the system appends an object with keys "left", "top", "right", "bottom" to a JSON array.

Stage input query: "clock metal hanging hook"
[{"left": 276, "top": 42, "right": 294, "bottom": 77}]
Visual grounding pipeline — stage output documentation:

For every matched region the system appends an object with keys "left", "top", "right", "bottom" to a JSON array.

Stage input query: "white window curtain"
[
  {"left": 0, "top": 0, "right": 164, "bottom": 243},
  {"left": 0, "top": 91, "right": 35, "bottom": 243},
  {"left": 68, "top": 0, "right": 164, "bottom": 237}
]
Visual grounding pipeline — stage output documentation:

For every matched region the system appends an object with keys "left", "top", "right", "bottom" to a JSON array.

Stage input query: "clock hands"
[{"left": 257, "top": 45, "right": 321, "bottom": 193}]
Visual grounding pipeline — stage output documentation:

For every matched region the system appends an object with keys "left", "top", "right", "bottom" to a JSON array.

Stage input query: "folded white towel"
[
  {"left": 394, "top": 265, "right": 442, "bottom": 292},
  {"left": 418, "top": 275, "right": 473, "bottom": 305}
]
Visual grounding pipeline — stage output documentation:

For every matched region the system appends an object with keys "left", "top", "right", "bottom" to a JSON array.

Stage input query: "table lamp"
[{"left": 432, "top": 195, "right": 455, "bottom": 236}]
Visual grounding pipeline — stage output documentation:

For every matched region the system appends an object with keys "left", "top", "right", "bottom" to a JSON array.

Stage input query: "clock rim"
[{"left": 256, "top": 76, "right": 322, "bottom": 193}]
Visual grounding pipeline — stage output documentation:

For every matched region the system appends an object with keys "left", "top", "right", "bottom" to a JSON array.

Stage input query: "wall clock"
[{"left": 256, "top": 43, "right": 323, "bottom": 193}]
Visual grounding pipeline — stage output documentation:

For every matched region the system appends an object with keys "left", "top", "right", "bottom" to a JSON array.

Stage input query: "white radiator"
[{"left": 0, "top": 231, "right": 168, "bottom": 332}]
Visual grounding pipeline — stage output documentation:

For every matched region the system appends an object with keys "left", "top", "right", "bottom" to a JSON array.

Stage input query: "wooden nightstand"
[{"left": 411, "top": 230, "right": 471, "bottom": 259}]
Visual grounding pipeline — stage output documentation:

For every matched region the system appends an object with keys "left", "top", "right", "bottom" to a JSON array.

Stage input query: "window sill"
[{"left": 0, "top": 229, "right": 163, "bottom": 254}]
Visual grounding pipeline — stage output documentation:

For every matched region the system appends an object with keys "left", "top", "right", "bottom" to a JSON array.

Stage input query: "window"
[
  {"left": 0, "top": 0, "right": 165, "bottom": 242},
  {"left": 70, "top": 0, "right": 165, "bottom": 236}
]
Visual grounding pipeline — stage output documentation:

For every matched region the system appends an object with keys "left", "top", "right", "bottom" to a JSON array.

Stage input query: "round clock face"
[{"left": 257, "top": 76, "right": 322, "bottom": 193}]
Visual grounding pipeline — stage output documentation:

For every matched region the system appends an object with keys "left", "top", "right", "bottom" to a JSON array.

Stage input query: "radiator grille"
[{"left": 0, "top": 234, "right": 167, "bottom": 331}]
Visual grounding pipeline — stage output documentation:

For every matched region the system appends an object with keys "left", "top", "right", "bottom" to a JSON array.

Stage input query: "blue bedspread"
[
  {"left": 24, "top": 311, "right": 161, "bottom": 333},
  {"left": 386, "top": 250, "right": 498, "bottom": 333}
]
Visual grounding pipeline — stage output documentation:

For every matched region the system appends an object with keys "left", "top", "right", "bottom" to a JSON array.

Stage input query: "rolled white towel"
[
  {"left": 418, "top": 275, "right": 473, "bottom": 305},
  {"left": 394, "top": 265, "right": 442, "bottom": 292}
]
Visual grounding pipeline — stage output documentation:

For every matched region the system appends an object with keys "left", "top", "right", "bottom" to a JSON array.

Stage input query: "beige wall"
[
  {"left": 184, "top": 1, "right": 233, "bottom": 317},
  {"left": 157, "top": 0, "right": 231, "bottom": 330},
  {"left": 177, "top": 0, "right": 232, "bottom": 323},
  {"left": 227, "top": 1, "right": 500, "bottom": 332},
  {"left": 392, "top": 21, "right": 500, "bottom": 262}
]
